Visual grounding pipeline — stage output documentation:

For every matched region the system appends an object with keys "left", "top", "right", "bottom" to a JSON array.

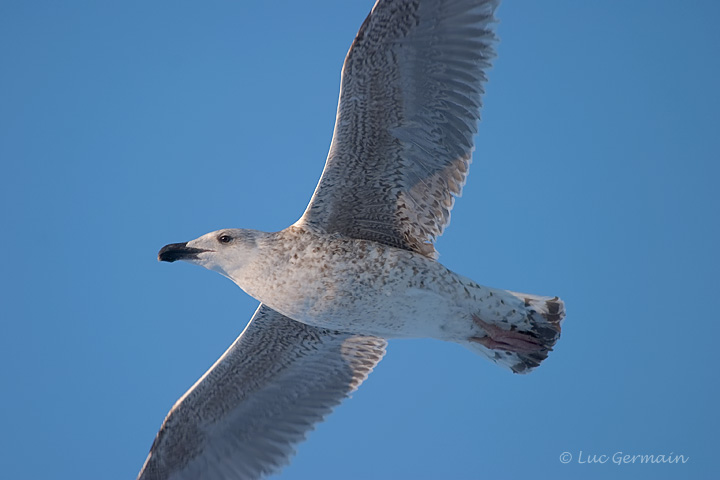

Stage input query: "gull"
[{"left": 138, "top": 0, "right": 565, "bottom": 479}]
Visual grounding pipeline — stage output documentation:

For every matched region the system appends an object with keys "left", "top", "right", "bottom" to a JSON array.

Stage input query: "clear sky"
[{"left": 1, "top": 1, "right": 719, "bottom": 479}]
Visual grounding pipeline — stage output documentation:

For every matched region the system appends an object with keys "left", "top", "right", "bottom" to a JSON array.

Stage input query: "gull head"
[{"left": 158, "top": 228, "right": 260, "bottom": 280}]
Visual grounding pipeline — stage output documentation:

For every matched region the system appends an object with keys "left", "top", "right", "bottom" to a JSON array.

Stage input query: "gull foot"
[{"left": 469, "top": 314, "right": 548, "bottom": 355}]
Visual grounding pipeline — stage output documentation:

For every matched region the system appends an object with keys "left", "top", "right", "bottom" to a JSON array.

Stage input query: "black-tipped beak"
[{"left": 158, "top": 242, "right": 210, "bottom": 263}]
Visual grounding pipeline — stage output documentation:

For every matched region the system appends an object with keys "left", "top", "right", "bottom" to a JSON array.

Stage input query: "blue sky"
[{"left": 1, "top": 1, "right": 719, "bottom": 479}]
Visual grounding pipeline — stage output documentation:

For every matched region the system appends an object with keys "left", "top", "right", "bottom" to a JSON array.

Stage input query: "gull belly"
[{"left": 234, "top": 226, "right": 522, "bottom": 341}]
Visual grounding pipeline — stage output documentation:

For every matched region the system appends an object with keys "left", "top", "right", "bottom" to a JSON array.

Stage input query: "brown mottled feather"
[{"left": 298, "top": 0, "right": 499, "bottom": 258}]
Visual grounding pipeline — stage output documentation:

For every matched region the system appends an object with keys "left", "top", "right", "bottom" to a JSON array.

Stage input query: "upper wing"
[
  {"left": 138, "top": 305, "right": 386, "bottom": 480},
  {"left": 297, "top": 0, "right": 499, "bottom": 258}
]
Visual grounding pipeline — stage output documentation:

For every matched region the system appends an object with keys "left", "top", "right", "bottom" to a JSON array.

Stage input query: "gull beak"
[{"left": 158, "top": 243, "right": 211, "bottom": 263}]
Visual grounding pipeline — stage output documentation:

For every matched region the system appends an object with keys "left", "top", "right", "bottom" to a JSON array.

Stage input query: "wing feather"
[
  {"left": 297, "top": 0, "right": 499, "bottom": 258},
  {"left": 138, "top": 305, "right": 386, "bottom": 480}
]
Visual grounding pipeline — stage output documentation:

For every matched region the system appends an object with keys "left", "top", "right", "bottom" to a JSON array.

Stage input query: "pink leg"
[{"left": 469, "top": 314, "right": 546, "bottom": 354}]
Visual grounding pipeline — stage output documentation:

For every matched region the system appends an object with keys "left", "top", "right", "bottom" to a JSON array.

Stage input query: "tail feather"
[{"left": 464, "top": 291, "right": 565, "bottom": 374}]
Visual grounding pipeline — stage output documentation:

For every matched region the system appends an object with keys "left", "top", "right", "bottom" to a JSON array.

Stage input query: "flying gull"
[{"left": 139, "top": 0, "right": 566, "bottom": 478}]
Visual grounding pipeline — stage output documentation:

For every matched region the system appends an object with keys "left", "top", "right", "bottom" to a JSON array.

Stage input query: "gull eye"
[{"left": 218, "top": 234, "right": 233, "bottom": 244}]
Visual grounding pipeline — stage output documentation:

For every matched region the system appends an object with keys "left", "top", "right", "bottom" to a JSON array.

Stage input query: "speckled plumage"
[
  {"left": 299, "top": 0, "right": 496, "bottom": 259},
  {"left": 141, "top": 1, "right": 566, "bottom": 479},
  {"left": 232, "top": 227, "right": 559, "bottom": 349},
  {"left": 140, "top": 305, "right": 386, "bottom": 479}
]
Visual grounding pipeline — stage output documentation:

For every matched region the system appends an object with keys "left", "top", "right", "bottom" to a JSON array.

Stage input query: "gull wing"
[
  {"left": 297, "top": 0, "right": 499, "bottom": 258},
  {"left": 138, "top": 305, "right": 386, "bottom": 480}
]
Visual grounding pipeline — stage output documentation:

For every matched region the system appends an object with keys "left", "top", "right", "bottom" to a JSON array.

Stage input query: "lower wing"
[{"left": 138, "top": 304, "right": 386, "bottom": 480}]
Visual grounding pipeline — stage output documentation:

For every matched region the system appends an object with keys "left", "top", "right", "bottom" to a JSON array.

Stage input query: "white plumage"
[{"left": 140, "top": 1, "right": 566, "bottom": 479}]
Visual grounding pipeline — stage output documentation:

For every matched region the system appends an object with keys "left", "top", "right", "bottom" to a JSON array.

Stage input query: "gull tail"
[{"left": 463, "top": 291, "right": 565, "bottom": 374}]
